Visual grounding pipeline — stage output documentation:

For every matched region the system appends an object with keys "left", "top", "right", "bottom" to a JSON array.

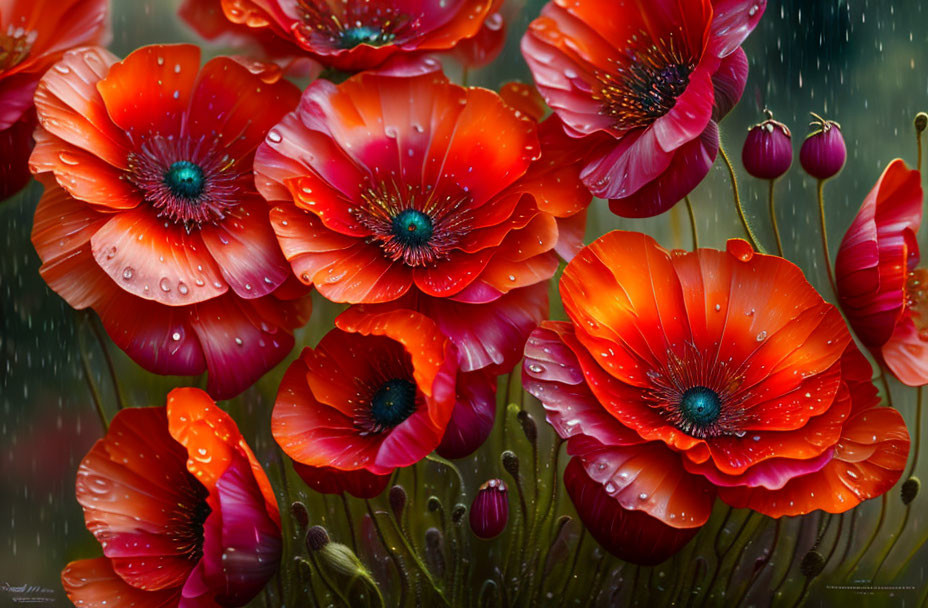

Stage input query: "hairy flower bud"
[
  {"left": 389, "top": 484, "right": 407, "bottom": 520},
  {"left": 469, "top": 479, "right": 509, "bottom": 539},
  {"left": 800, "top": 113, "right": 846, "bottom": 179},
  {"left": 501, "top": 450, "right": 520, "bottom": 479},
  {"left": 742, "top": 110, "right": 793, "bottom": 180},
  {"left": 306, "top": 525, "right": 330, "bottom": 552}
]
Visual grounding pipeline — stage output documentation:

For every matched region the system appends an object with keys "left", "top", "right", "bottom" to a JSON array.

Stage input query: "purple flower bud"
[
  {"left": 469, "top": 479, "right": 509, "bottom": 539},
  {"left": 742, "top": 111, "right": 792, "bottom": 180},
  {"left": 800, "top": 113, "right": 846, "bottom": 180}
]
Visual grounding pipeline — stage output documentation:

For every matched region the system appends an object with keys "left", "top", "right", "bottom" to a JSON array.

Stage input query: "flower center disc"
[
  {"left": 340, "top": 25, "right": 391, "bottom": 48},
  {"left": 164, "top": 161, "right": 205, "bottom": 200},
  {"left": 679, "top": 386, "right": 721, "bottom": 427},
  {"left": 391, "top": 209, "right": 434, "bottom": 248},
  {"left": 370, "top": 378, "right": 417, "bottom": 428}
]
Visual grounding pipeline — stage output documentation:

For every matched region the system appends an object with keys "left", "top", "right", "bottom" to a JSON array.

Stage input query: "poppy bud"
[
  {"left": 517, "top": 410, "right": 538, "bottom": 445},
  {"left": 424, "top": 527, "right": 446, "bottom": 577},
  {"left": 452, "top": 503, "right": 467, "bottom": 525},
  {"left": 742, "top": 110, "right": 793, "bottom": 180},
  {"left": 501, "top": 450, "right": 520, "bottom": 479},
  {"left": 469, "top": 479, "right": 509, "bottom": 539},
  {"left": 290, "top": 501, "right": 309, "bottom": 531},
  {"left": 800, "top": 113, "right": 846, "bottom": 179},
  {"left": 902, "top": 476, "right": 920, "bottom": 505},
  {"left": 915, "top": 112, "right": 928, "bottom": 134},
  {"left": 389, "top": 485, "right": 407, "bottom": 520},
  {"left": 306, "top": 525, "right": 331, "bottom": 552},
  {"left": 799, "top": 550, "right": 826, "bottom": 578}
]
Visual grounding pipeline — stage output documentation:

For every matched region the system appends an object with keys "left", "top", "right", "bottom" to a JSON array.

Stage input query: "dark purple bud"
[
  {"left": 799, "top": 113, "right": 846, "bottom": 180},
  {"left": 290, "top": 501, "right": 309, "bottom": 531},
  {"left": 306, "top": 525, "right": 330, "bottom": 552},
  {"left": 469, "top": 479, "right": 509, "bottom": 539},
  {"left": 742, "top": 110, "right": 792, "bottom": 180},
  {"left": 389, "top": 485, "right": 407, "bottom": 520}
]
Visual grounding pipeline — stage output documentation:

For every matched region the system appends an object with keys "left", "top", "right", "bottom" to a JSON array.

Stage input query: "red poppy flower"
[
  {"left": 29, "top": 44, "right": 312, "bottom": 399},
  {"left": 61, "top": 388, "right": 282, "bottom": 607},
  {"left": 212, "top": 0, "right": 497, "bottom": 72},
  {"left": 836, "top": 159, "right": 928, "bottom": 386},
  {"left": 523, "top": 231, "right": 909, "bottom": 564},
  {"left": 521, "top": 0, "right": 765, "bottom": 217},
  {"left": 0, "top": 0, "right": 108, "bottom": 200},
  {"left": 255, "top": 63, "right": 588, "bottom": 377},
  {"left": 272, "top": 307, "right": 458, "bottom": 484}
]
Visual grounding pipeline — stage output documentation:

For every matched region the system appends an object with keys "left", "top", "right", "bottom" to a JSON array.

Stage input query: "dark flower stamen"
[
  {"left": 295, "top": 1, "right": 413, "bottom": 49},
  {"left": 595, "top": 31, "right": 695, "bottom": 130},
  {"left": 370, "top": 378, "right": 418, "bottom": 428},
  {"left": 127, "top": 135, "right": 242, "bottom": 229},
  {"left": 353, "top": 180, "right": 471, "bottom": 267},
  {"left": 0, "top": 25, "right": 37, "bottom": 71},
  {"left": 171, "top": 470, "right": 211, "bottom": 563},
  {"left": 680, "top": 386, "right": 722, "bottom": 427}
]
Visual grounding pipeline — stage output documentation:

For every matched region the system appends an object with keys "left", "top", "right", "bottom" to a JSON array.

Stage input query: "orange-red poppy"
[
  {"left": 272, "top": 307, "right": 458, "bottom": 487},
  {"left": 524, "top": 231, "right": 909, "bottom": 564},
  {"left": 836, "top": 159, "right": 928, "bottom": 385},
  {"left": 521, "top": 0, "right": 764, "bottom": 217},
  {"left": 211, "top": 0, "right": 497, "bottom": 72},
  {"left": 0, "top": 0, "right": 108, "bottom": 200},
  {"left": 29, "top": 44, "right": 312, "bottom": 398},
  {"left": 255, "top": 63, "right": 588, "bottom": 380},
  {"left": 62, "top": 388, "right": 281, "bottom": 607}
]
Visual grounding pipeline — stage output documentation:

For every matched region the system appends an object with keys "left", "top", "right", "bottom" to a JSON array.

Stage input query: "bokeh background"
[{"left": 2, "top": 0, "right": 928, "bottom": 605}]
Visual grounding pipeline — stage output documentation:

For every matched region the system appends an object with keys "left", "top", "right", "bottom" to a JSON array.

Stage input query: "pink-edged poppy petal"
[
  {"left": 708, "top": 0, "right": 767, "bottom": 59},
  {"left": 436, "top": 371, "right": 497, "bottom": 459},
  {"left": 189, "top": 295, "right": 296, "bottom": 400},
  {"left": 882, "top": 314, "right": 928, "bottom": 386},
  {"left": 712, "top": 47, "right": 748, "bottom": 120},
  {"left": 607, "top": 122, "right": 719, "bottom": 218},
  {"left": 200, "top": 198, "right": 290, "bottom": 299},
  {"left": 650, "top": 63, "right": 716, "bottom": 153},
  {"left": 580, "top": 127, "right": 674, "bottom": 200},
  {"left": 90, "top": 206, "right": 228, "bottom": 306},
  {"left": 563, "top": 457, "right": 702, "bottom": 565},
  {"left": 32, "top": 46, "right": 131, "bottom": 168}
]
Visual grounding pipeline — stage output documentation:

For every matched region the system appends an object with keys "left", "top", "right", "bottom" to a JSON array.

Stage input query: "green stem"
[
  {"left": 719, "top": 142, "right": 762, "bottom": 252},
  {"left": 364, "top": 500, "right": 409, "bottom": 607},
  {"left": 425, "top": 453, "right": 466, "bottom": 499},
  {"left": 378, "top": 503, "right": 450, "bottom": 606},
  {"left": 556, "top": 528, "right": 586, "bottom": 603},
  {"left": 844, "top": 494, "right": 888, "bottom": 579},
  {"left": 817, "top": 179, "right": 838, "bottom": 300},
  {"left": 685, "top": 196, "right": 699, "bottom": 249},
  {"left": 76, "top": 313, "right": 108, "bottom": 431},
  {"left": 340, "top": 493, "right": 358, "bottom": 554},
  {"left": 769, "top": 179, "right": 784, "bottom": 256},
  {"left": 908, "top": 386, "right": 923, "bottom": 479},
  {"left": 89, "top": 316, "right": 125, "bottom": 410}
]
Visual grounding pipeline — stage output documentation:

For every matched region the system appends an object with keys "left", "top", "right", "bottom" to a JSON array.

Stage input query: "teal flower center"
[
  {"left": 370, "top": 378, "right": 417, "bottom": 428},
  {"left": 339, "top": 26, "right": 394, "bottom": 49},
  {"left": 164, "top": 161, "right": 205, "bottom": 200},
  {"left": 391, "top": 209, "right": 434, "bottom": 248},
  {"left": 679, "top": 386, "right": 721, "bottom": 427}
]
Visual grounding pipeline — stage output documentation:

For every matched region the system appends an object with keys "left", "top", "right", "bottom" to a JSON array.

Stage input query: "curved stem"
[
  {"left": 768, "top": 179, "right": 784, "bottom": 256},
  {"left": 719, "top": 142, "right": 762, "bottom": 252},
  {"left": 76, "top": 313, "right": 108, "bottom": 431},
  {"left": 844, "top": 494, "right": 888, "bottom": 578},
  {"left": 908, "top": 386, "right": 923, "bottom": 479},
  {"left": 378, "top": 503, "right": 450, "bottom": 606},
  {"left": 817, "top": 179, "right": 838, "bottom": 300},
  {"left": 917, "top": 124, "right": 923, "bottom": 174},
  {"left": 340, "top": 493, "right": 358, "bottom": 554},
  {"left": 425, "top": 453, "right": 466, "bottom": 499},
  {"left": 364, "top": 500, "right": 409, "bottom": 607},
  {"left": 89, "top": 317, "right": 125, "bottom": 410},
  {"left": 685, "top": 196, "right": 699, "bottom": 249}
]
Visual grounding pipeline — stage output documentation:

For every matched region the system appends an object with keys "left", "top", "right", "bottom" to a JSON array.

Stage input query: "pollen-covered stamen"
[
  {"left": 295, "top": 1, "right": 414, "bottom": 49},
  {"left": 0, "top": 24, "right": 37, "bottom": 71},
  {"left": 352, "top": 348, "right": 422, "bottom": 435},
  {"left": 353, "top": 180, "right": 472, "bottom": 267},
  {"left": 594, "top": 31, "right": 696, "bottom": 131},
  {"left": 643, "top": 345, "right": 748, "bottom": 438},
  {"left": 127, "top": 135, "right": 243, "bottom": 229},
  {"left": 169, "top": 470, "right": 211, "bottom": 563}
]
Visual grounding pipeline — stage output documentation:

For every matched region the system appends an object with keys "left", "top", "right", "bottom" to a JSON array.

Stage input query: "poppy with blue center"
[
  {"left": 679, "top": 386, "right": 722, "bottom": 428},
  {"left": 369, "top": 378, "right": 418, "bottom": 429},
  {"left": 392, "top": 209, "right": 434, "bottom": 247},
  {"left": 164, "top": 160, "right": 205, "bottom": 200}
]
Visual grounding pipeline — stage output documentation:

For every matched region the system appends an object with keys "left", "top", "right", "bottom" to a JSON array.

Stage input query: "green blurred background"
[{"left": 2, "top": 0, "right": 928, "bottom": 606}]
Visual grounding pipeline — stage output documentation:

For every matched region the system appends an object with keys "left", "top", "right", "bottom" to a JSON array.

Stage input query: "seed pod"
[
  {"left": 517, "top": 410, "right": 538, "bottom": 444},
  {"left": 306, "top": 525, "right": 330, "bottom": 552},
  {"left": 469, "top": 479, "right": 509, "bottom": 539},
  {"left": 452, "top": 503, "right": 467, "bottom": 525},
  {"left": 742, "top": 110, "right": 792, "bottom": 180},
  {"left": 915, "top": 112, "right": 927, "bottom": 134},
  {"left": 389, "top": 484, "right": 407, "bottom": 520},
  {"left": 799, "top": 550, "right": 826, "bottom": 578},
  {"left": 799, "top": 113, "right": 846, "bottom": 180},
  {"left": 290, "top": 501, "right": 309, "bottom": 531},
  {"left": 902, "top": 476, "right": 920, "bottom": 505},
  {"left": 501, "top": 450, "right": 519, "bottom": 479}
]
